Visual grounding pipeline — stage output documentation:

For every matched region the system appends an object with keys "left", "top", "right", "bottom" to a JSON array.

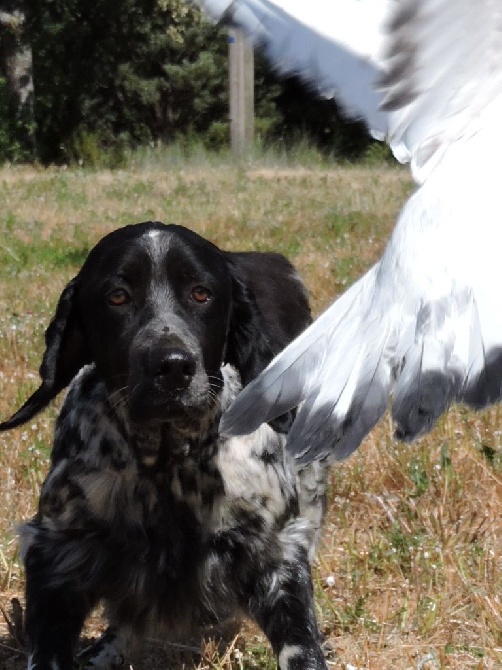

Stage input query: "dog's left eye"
[
  {"left": 107, "top": 289, "right": 130, "bottom": 306},
  {"left": 190, "top": 286, "right": 212, "bottom": 304}
]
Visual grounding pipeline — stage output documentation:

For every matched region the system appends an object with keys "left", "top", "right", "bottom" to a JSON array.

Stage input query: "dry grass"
[{"left": 0, "top": 156, "right": 500, "bottom": 669}]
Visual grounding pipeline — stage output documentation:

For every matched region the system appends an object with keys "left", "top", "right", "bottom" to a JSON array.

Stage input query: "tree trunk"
[{"left": 0, "top": 0, "right": 35, "bottom": 156}]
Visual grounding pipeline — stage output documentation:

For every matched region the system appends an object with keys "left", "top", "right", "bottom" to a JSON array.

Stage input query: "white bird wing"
[
  {"left": 381, "top": 0, "right": 502, "bottom": 182},
  {"left": 195, "top": 0, "right": 502, "bottom": 463},
  {"left": 197, "top": 0, "right": 391, "bottom": 142}
]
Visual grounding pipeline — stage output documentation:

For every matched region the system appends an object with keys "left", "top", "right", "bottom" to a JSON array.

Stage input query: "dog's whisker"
[
  {"left": 207, "top": 384, "right": 223, "bottom": 410},
  {"left": 107, "top": 386, "right": 133, "bottom": 412},
  {"left": 108, "top": 385, "right": 130, "bottom": 402}
]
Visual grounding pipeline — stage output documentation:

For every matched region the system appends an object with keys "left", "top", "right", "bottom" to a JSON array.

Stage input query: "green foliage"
[
  {"left": 26, "top": 0, "right": 229, "bottom": 162},
  {"left": 408, "top": 457, "right": 430, "bottom": 497},
  {"left": 0, "top": 76, "right": 34, "bottom": 162},
  {"left": 337, "top": 595, "right": 379, "bottom": 633},
  {"left": 362, "top": 140, "right": 395, "bottom": 165},
  {"left": 264, "top": 76, "right": 373, "bottom": 159},
  {"left": 0, "top": 78, "right": 13, "bottom": 160},
  {"left": 0, "top": 237, "right": 90, "bottom": 280}
]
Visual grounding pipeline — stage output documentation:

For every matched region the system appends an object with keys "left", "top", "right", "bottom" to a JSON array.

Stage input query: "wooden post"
[{"left": 228, "top": 28, "right": 254, "bottom": 155}]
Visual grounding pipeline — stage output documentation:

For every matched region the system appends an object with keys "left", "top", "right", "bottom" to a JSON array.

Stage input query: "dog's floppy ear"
[
  {"left": 225, "top": 252, "right": 311, "bottom": 432},
  {"left": 0, "top": 278, "right": 90, "bottom": 430}
]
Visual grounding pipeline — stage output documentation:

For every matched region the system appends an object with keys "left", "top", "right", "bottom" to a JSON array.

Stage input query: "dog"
[{"left": 0, "top": 222, "right": 329, "bottom": 670}]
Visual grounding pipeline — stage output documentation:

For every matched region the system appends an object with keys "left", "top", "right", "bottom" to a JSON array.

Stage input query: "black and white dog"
[{"left": 0, "top": 222, "right": 328, "bottom": 670}]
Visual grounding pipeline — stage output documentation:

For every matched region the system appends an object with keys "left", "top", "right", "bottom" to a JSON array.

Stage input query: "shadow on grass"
[
  {"left": 0, "top": 599, "right": 241, "bottom": 670},
  {"left": 0, "top": 632, "right": 212, "bottom": 670}
]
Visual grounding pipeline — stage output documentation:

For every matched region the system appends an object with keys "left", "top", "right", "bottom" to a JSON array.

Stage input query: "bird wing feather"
[{"left": 197, "top": 0, "right": 502, "bottom": 463}]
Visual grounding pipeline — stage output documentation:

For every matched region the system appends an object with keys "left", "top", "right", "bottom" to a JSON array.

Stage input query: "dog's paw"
[{"left": 76, "top": 629, "right": 128, "bottom": 669}]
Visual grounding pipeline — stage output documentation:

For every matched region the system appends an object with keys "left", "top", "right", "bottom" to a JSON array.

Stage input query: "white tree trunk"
[{"left": 0, "top": 0, "right": 35, "bottom": 153}]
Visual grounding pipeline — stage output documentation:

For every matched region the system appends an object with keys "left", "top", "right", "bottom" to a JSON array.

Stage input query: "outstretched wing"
[
  {"left": 221, "top": 148, "right": 502, "bottom": 464},
  {"left": 196, "top": 0, "right": 502, "bottom": 182},
  {"left": 196, "top": 0, "right": 502, "bottom": 463}
]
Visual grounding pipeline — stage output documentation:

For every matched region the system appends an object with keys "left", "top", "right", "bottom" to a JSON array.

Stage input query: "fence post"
[{"left": 228, "top": 28, "right": 254, "bottom": 155}]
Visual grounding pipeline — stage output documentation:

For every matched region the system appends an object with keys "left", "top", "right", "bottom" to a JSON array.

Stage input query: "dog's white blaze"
[
  {"left": 146, "top": 229, "right": 162, "bottom": 240},
  {"left": 278, "top": 644, "right": 303, "bottom": 670},
  {"left": 145, "top": 227, "right": 168, "bottom": 262}
]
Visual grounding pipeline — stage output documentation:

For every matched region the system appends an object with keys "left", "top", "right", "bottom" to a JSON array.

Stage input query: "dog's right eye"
[{"left": 107, "top": 289, "right": 130, "bottom": 306}]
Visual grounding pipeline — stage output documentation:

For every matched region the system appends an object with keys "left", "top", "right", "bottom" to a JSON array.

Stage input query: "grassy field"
[{"left": 0, "top": 151, "right": 500, "bottom": 669}]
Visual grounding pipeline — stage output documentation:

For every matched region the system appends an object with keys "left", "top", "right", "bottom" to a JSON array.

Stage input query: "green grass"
[{"left": 0, "top": 148, "right": 500, "bottom": 669}]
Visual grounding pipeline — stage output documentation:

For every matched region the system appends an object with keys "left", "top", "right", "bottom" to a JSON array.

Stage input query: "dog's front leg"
[
  {"left": 246, "top": 552, "right": 327, "bottom": 670},
  {"left": 24, "top": 544, "right": 94, "bottom": 670}
]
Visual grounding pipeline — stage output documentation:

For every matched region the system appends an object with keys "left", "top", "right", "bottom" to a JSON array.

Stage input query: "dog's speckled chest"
[{"left": 25, "top": 364, "right": 309, "bottom": 636}]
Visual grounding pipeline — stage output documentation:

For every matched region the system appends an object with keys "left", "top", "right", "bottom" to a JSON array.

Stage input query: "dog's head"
[{"left": 1, "top": 222, "right": 311, "bottom": 432}]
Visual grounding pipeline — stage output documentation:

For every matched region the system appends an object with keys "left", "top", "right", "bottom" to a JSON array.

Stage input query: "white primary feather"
[{"left": 195, "top": 0, "right": 502, "bottom": 463}]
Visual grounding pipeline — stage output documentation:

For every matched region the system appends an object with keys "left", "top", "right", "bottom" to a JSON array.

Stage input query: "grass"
[{"left": 0, "top": 147, "right": 500, "bottom": 669}]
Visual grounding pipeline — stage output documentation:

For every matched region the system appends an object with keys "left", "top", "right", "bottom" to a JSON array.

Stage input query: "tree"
[
  {"left": 26, "top": 0, "right": 230, "bottom": 163},
  {"left": 0, "top": 0, "right": 35, "bottom": 158}
]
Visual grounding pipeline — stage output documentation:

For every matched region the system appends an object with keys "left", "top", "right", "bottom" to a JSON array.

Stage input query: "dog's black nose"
[{"left": 156, "top": 348, "right": 196, "bottom": 389}]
